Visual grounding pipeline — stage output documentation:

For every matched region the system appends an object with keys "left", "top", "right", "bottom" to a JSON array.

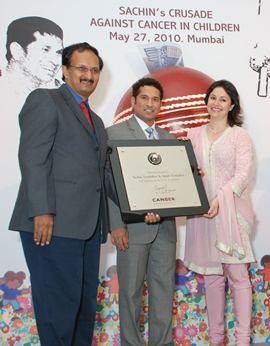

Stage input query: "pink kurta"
[{"left": 184, "top": 125, "right": 255, "bottom": 275}]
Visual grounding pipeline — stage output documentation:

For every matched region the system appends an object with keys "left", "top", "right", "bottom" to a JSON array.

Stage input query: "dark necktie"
[
  {"left": 80, "top": 101, "right": 94, "bottom": 130},
  {"left": 145, "top": 127, "right": 155, "bottom": 139}
]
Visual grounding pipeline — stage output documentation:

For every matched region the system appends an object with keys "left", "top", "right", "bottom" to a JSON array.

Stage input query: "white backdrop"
[{"left": 1, "top": 0, "right": 269, "bottom": 276}]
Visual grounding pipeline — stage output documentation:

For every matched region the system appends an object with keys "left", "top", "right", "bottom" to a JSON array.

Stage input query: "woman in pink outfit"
[{"left": 184, "top": 80, "right": 255, "bottom": 346}]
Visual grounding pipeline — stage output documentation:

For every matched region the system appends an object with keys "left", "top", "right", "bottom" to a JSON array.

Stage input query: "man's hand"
[
  {"left": 111, "top": 228, "right": 129, "bottom": 251},
  {"left": 203, "top": 197, "right": 219, "bottom": 219},
  {"left": 198, "top": 168, "right": 205, "bottom": 177},
  {"left": 144, "top": 213, "right": 161, "bottom": 224},
  {"left": 34, "top": 214, "right": 54, "bottom": 246}
]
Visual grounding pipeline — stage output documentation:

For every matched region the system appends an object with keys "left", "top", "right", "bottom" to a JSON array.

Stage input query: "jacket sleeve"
[
  {"left": 105, "top": 148, "right": 126, "bottom": 230},
  {"left": 108, "top": 197, "right": 126, "bottom": 230},
  {"left": 106, "top": 125, "right": 126, "bottom": 230},
  {"left": 18, "top": 89, "right": 57, "bottom": 219}
]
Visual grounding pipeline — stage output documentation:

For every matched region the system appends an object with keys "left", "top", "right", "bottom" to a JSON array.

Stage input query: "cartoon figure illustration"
[
  {"left": 0, "top": 271, "right": 29, "bottom": 312},
  {"left": 257, "top": 255, "right": 270, "bottom": 292},
  {"left": 193, "top": 273, "right": 205, "bottom": 297},
  {"left": 249, "top": 0, "right": 270, "bottom": 97},
  {"left": 102, "top": 265, "right": 119, "bottom": 305},
  {"left": 175, "top": 259, "right": 192, "bottom": 296},
  {"left": 258, "top": 0, "right": 263, "bottom": 15},
  {"left": 249, "top": 51, "right": 270, "bottom": 97}
]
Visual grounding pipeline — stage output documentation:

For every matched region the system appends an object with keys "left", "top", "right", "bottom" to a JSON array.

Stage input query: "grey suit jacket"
[
  {"left": 107, "top": 116, "right": 177, "bottom": 244},
  {"left": 9, "top": 84, "right": 114, "bottom": 242}
]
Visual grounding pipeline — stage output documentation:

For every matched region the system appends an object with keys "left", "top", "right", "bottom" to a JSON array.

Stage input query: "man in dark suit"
[
  {"left": 107, "top": 78, "right": 177, "bottom": 346},
  {"left": 9, "top": 42, "right": 115, "bottom": 345}
]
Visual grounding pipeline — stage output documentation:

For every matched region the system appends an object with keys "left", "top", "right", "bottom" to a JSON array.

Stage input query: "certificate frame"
[{"left": 108, "top": 139, "right": 209, "bottom": 222}]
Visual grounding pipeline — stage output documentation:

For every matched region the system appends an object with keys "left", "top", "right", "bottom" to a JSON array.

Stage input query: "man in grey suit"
[
  {"left": 9, "top": 42, "right": 115, "bottom": 345},
  {"left": 107, "top": 78, "right": 177, "bottom": 346}
]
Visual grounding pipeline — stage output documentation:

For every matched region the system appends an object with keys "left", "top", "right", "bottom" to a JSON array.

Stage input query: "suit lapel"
[
  {"left": 127, "top": 116, "right": 168, "bottom": 140},
  {"left": 59, "top": 85, "right": 96, "bottom": 139},
  {"left": 89, "top": 108, "right": 104, "bottom": 147},
  {"left": 126, "top": 116, "right": 148, "bottom": 139},
  {"left": 156, "top": 126, "right": 166, "bottom": 139}
]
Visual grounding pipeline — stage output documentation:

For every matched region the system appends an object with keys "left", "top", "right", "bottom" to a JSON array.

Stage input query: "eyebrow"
[
  {"left": 210, "top": 93, "right": 229, "bottom": 99},
  {"left": 139, "top": 93, "right": 160, "bottom": 98}
]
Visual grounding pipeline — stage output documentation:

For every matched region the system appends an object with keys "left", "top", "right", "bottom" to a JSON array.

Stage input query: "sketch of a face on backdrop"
[{"left": 5, "top": 16, "right": 63, "bottom": 94}]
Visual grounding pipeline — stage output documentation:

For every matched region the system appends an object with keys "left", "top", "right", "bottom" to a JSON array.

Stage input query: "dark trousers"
[{"left": 20, "top": 229, "right": 101, "bottom": 346}]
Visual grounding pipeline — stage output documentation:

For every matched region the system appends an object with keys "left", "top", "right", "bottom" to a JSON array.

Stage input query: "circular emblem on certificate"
[{"left": 148, "top": 152, "right": 162, "bottom": 165}]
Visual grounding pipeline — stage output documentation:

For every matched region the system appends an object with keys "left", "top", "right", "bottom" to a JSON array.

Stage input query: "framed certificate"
[{"left": 108, "top": 139, "right": 209, "bottom": 222}]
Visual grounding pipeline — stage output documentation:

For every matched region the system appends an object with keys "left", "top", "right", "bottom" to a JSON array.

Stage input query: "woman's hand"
[{"left": 203, "top": 197, "right": 219, "bottom": 218}]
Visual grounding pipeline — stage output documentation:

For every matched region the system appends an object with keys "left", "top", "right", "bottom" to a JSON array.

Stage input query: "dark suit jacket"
[{"left": 9, "top": 84, "right": 113, "bottom": 242}]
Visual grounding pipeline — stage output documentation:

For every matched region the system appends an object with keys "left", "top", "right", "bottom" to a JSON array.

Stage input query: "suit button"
[
  {"left": 95, "top": 146, "right": 99, "bottom": 151},
  {"left": 96, "top": 187, "right": 101, "bottom": 192}
]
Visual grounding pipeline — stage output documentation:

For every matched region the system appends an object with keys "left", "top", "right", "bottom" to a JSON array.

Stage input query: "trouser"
[
  {"left": 204, "top": 263, "right": 252, "bottom": 346},
  {"left": 20, "top": 229, "right": 101, "bottom": 346},
  {"left": 117, "top": 230, "right": 176, "bottom": 346}
]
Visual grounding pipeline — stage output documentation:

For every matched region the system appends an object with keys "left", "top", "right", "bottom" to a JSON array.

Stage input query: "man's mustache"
[{"left": 80, "top": 78, "right": 94, "bottom": 84}]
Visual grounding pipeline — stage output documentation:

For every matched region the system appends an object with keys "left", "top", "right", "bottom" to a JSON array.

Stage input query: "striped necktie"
[{"left": 145, "top": 127, "right": 155, "bottom": 139}]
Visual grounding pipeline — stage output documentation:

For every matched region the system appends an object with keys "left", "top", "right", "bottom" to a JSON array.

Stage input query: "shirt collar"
[
  {"left": 134, "top": 115, "right": 158, "bottom": 138},
  {"left": 65, "top": 84, "right": 85, "bottom": 105},
  {"left": 134, "top": 115, "right": 155, "bottom": 131}
]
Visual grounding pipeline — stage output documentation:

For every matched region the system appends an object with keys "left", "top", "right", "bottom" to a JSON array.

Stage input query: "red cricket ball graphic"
[{"left": 114, "top": 66, "right": 214, "bottom": 137}]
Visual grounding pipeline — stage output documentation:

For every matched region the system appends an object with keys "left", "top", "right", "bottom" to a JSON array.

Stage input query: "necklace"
[{"left": 207, "top": 124, "right": 227, "bottom": 134}]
